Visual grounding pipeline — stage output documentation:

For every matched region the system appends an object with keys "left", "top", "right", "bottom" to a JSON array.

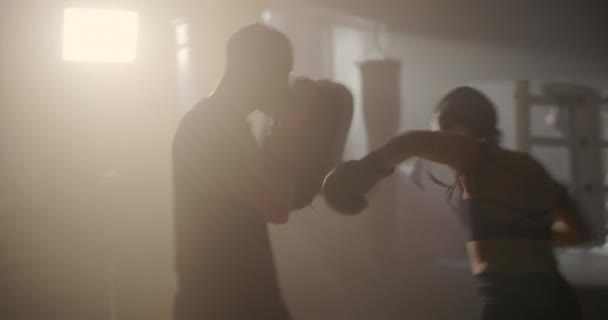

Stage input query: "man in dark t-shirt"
[{"left": 172, "top": 25, "right": 295, "bottom": 320}]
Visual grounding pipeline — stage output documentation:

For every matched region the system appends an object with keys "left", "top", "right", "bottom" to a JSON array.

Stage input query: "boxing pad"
[
  {"left": 322, "top": 152, "right": 395, "bottom": 215},
  {"left": 264, "top": 78, "right": 354, "bottom": 209}
]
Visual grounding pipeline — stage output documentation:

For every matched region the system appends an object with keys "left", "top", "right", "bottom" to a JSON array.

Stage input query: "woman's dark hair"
[
  {"left": 432, "top": 86, "right": 501, "bottom": 203},
  {"left": 435, "top": 86, "right": 501, "bottom": 144}
]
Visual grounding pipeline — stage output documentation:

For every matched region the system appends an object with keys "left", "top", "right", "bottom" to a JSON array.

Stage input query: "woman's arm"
[
  {"left": 375, "top": 130, "right": 482, "bottom": 172},
  {"left": 524, "top": 157, "right": 591, "bottom": 247},
  {"left": 323, "top": 130, "right": 482, "bottom": 215}
]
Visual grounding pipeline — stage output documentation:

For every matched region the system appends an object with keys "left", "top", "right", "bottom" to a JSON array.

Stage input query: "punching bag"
[{"left": 359, "top": 59, "right": 403, "bottom": 267}]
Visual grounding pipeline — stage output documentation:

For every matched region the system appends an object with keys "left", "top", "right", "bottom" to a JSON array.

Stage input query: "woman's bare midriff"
[{"left": 466, "top": 239, "right": 558, "bottom": 275}]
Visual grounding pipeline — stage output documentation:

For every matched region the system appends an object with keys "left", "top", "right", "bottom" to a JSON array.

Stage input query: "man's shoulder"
[
  {"left": 173, "top": 100, "right": 217, "bottom": 157},
  {"left": 180, "top": 99, "right": 219, "bottom": 127},
  {"left": 175, "top": 99, "right": 222, "bottom": 138}
]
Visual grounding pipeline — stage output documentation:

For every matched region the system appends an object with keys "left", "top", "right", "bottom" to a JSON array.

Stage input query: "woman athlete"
[{"left": 322, "top": 86, "right": 590, "bottom": 319}]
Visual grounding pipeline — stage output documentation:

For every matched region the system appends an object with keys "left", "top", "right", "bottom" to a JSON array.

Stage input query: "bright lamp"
[{"left": 62, "top": 8, "right": 139, "bottom": 63}]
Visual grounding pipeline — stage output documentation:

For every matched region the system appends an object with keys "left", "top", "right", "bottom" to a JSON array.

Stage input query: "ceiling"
[
  {"left": 298, "top": 0, "right": 608, "bottom": 59},
  {"left": 3, "top": 0, "right": 606, "bottom": 59}
]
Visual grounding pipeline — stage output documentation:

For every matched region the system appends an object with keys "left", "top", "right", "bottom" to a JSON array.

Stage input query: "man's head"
[{"left": 224, "top": 24, "right": 293, "bottom": 107}]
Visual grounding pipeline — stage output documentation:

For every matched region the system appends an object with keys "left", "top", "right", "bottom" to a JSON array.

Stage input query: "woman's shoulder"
[
  {"left": 505, "top": 150, "right": 553, "bottom": 179},
  {"left": 484, "top": 147, "right": 563, "bottom": 200},
  {"left": 488, "top": 147, "right": 544, "bottom": 172}
]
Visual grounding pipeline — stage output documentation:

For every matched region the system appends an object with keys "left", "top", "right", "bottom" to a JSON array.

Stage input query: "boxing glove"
[
  {"left": 264, "top": 78, "right": 353, "bottom": 209},
  {"left": 322, "top": 152, "right": 395, "bottom": 215}
]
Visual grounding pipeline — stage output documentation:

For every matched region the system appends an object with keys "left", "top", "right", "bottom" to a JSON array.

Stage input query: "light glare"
[
  {"left": 62, "top": 8, "right": 139, "bottom": 63},
  {"left": 175, "top": 23, "right": 189, "bottom": 47},
  {"left": 262, "top": 10, "right": 273, "bottom": 23}
]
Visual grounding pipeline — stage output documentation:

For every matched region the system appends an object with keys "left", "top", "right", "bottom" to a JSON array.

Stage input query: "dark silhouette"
[
  {"left": 172, "top": 24, "right": 294, "bottom": 320},
  {"left": 172, "top": 23, "right": 353, "bottom": 320},
  {"left": 323, "top": 86, "right": 590, "bottom": 319}
]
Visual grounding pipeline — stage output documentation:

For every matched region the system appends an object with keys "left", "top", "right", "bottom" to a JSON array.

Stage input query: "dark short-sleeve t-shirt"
[{"left": 172, "top": 100, "right": 290, "bottom": 320}]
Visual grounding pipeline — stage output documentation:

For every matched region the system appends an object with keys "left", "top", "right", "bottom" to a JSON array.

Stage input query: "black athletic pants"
[{"left": 476, "top": 272, "right": 582, "bottom": 320}]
